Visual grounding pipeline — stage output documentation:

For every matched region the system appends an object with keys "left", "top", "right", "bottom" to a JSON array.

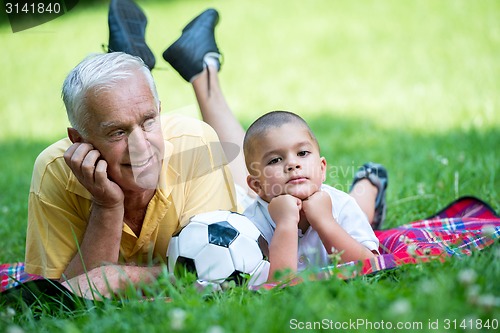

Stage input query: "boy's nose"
[{"left": 287, "top": 164, "right": 301, "bottom": 172}]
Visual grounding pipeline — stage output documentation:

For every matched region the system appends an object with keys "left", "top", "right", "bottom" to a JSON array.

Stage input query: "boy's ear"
[
  {"left": 320, "top": 157, "right": 327, "bottom": 183},
  {"left": 247, "top": 175, "right": 262, "bottom": 196},
  {"left": 67, "top": 128, "right": 83, "bottom": 144}
]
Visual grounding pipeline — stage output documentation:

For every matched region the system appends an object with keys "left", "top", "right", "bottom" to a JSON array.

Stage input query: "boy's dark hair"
[{"left": 243, "top": 110, "right": 320, "bottom": 172}]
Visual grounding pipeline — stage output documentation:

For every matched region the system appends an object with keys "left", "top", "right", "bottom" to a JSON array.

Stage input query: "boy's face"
[{"left": 247, "top": 122, "right": 327, "bottom": 202}]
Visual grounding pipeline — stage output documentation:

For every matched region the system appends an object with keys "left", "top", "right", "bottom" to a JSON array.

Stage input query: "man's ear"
[
  {"left": 247, "top": 174, "right": 262, "bottom": 197},
  {"left": 67, "top": 128, "right": 83, "bottom": 144}
]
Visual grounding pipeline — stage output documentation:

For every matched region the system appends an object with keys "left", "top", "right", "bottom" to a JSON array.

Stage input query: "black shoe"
[
  {"left": 108, "top": 0, "right": 156, "bottom": 70},
  {"left": 163, "top": 8, "right": 220, "bottom": 82},
  {"left": 350, "top": 162, "right": 388, "bottom": 230}
]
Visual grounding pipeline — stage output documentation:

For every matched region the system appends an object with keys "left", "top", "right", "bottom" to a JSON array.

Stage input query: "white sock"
[
  {"left": 203, "top": 52, "right": 221, "bottom": 70},
  {"left": 189, "top": 53, "right": 221, "bottom": 83}
]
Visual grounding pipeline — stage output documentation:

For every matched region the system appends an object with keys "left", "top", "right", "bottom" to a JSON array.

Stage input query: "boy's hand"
[
  {"left": 268, "top": 194, "right": 302, "bottom": 228},
  {"left": 64, "top": 142, "right": 124, "bottom": 208},
  {"left": 302, "top": 190, "right": 333, "bottom": 229}
]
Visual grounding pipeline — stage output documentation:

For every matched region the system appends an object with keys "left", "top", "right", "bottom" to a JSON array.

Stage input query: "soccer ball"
[{"left": 167, "top": 210, "right": 270, "bottom": 287}]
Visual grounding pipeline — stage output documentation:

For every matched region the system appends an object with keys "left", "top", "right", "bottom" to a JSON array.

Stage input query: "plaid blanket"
[
  {"left": 254, "top": 196, "right": 500, "bottom": 290},
  {"left": 0, "top": 262, "right": 41, "bottom": 293},
  {"left": 1, "top": 196, "right": 499, "bottom": 293}
]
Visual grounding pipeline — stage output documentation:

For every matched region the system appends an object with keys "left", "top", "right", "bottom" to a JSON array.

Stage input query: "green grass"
[{"left": 1, "top": 0, "right": 499, "bottom": 332}]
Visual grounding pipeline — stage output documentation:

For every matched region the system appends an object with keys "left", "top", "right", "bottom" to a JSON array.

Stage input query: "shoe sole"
[
  {"left": 162, "top": 8, "right": 220, "bottom": 81},
  {"left": 109, "top": 0, "right": 155, "bottom": 69}
]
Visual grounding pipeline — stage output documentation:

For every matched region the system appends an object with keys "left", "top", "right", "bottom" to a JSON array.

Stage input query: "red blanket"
[
  {"left": 362, "top": 196, "right": 498, "bottom": 274},
  {"left": 2, "top": 196, "right": 499, "bottom": 293},
  {"left": 253, "top": 196, "right": 500, "bottom": 290}
]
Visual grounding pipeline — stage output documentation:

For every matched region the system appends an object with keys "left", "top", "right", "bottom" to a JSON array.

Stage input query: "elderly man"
[{"left": 24, "top": 1, "right": 243, "bottom": 295}]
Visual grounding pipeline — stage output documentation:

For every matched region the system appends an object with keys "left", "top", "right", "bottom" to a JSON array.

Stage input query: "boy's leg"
[
  {"left": 162, "top": 9, "right": 251, "bottom": 194},
  {"left": 349, "top": 162, "right": 388, "bottom": 229},
  {"left": 350, "top": 179, "right": 378, "bottom": 225},
  {"left": 349, "top": 179, "right": 378, "bottom": 224}
]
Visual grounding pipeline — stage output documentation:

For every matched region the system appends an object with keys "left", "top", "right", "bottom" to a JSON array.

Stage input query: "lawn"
[{"left": 0, "top": 0, "right": 499, "bottom": 332}]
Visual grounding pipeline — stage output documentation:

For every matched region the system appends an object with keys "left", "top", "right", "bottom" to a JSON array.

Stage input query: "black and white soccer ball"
[{"left": 167, "top": 210, "right": 269, "bottom": 287}]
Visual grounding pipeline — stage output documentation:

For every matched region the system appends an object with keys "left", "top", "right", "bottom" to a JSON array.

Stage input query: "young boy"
[
  {"left": 241, "top": 111, "right": 384, "bottom": 279},
  {"left": 145, "top": 7, "right": 388, "bottom": 281}
]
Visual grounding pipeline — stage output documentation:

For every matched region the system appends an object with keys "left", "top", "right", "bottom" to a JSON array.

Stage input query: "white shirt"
[{"left": 243, "top": 184, "right": 379, "bottom": 271}]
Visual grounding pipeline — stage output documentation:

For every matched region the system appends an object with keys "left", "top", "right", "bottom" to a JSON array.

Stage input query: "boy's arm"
[
  {"left": 302, "top": 191, "right": 375, "bottom": 263},
  {"left": 267, "top": 195, "right": 302, "bottom": 280}
]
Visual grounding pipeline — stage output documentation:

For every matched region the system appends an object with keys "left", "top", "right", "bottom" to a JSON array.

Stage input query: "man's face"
[
  {"left": 82, "top": 72, "right": 165, "bottom": 193},
  {"left": 247, "top": 122, "right": 326, "bottom": 202}
]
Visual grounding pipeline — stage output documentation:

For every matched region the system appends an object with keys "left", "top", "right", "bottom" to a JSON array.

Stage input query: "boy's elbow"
[{"left": 362, "top": 248, "right": 377, "bottom": 260}]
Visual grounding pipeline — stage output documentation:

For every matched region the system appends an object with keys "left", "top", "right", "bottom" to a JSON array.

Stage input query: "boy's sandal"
[{"left": 350, "top": 162, "right": 388, "bottom": 230}]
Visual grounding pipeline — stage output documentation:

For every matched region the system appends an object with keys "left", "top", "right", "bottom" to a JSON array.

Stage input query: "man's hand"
[
  {"left": 62, "top": 265, "right": 164, "bottom": 300},
  {"left": 268, "top": 194, "right": 302, "bottom": 228},
  {"left": 301, "top": 190, "right": 333, "bottom": 230},
  {"left": 63, "top": 142, "right": 124, "bottom": 207}
]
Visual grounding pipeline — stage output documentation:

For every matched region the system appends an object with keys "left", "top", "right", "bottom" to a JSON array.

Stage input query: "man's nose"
[{"left": 128, "top": 127, "right": 149, "bottom": 153}]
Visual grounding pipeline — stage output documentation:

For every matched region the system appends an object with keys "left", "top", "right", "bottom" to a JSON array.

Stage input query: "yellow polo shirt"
[{"left": 25, "top": 114, "right": 237, "bottom": 279}]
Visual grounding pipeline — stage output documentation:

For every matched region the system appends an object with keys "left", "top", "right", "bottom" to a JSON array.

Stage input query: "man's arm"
[
  {"left": 62, "top": 203, "right": 124, "bottom": 279},
  {"left": 62, "top": 142, "right": 126, "bottom": 279}
]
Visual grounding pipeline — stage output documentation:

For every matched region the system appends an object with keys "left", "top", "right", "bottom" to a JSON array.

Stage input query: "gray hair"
[{"left": 62, "top": 52, "right": 159, "bottom": 136}]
